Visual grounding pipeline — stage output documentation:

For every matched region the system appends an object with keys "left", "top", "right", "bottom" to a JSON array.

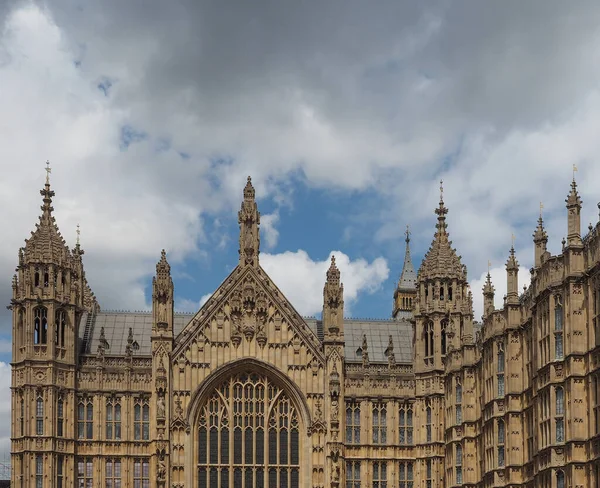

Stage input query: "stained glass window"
[{"left": 197, "top": 372, "right": 300, "bottom": 487}]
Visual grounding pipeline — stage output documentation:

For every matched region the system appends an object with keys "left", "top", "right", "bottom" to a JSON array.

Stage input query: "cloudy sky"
[{"left": 1, "top": 0, "right": 600, "bottom": 466}]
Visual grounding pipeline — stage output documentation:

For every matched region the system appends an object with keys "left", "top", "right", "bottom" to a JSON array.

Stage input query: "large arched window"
[{"left": 197, "top": 372, "right": 300, "bottom": 488}]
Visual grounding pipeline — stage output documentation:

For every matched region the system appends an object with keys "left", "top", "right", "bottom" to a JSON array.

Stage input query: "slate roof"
[{"left": 84, "top": 312, "right": 413, "bottom": 363}]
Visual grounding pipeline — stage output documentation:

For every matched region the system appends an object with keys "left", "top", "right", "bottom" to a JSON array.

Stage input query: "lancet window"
[
  {"left": 441, "top": 319, "right": 447, "bottom": 356},
  {"left": 34, "top": 307, "right": 48, "bottom": 345},
  {"left": 554, "top": 295, "right": 564, "bottom": 359},
  {"left": 196, "top": 371, "right": 301, "bottom": 488},
  {"left": 55, "top": 309, "right": 67, "bottom": 347},
  {"left": 424, "top": 321, "right": 434, "bottom": 363}
]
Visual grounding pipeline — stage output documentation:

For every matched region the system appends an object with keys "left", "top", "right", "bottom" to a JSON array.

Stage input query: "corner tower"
[
  {"left": 11, "top": 164, "right": 98, "bottom": 487},
  {"left": 393, "top": 225, "right": 417, "bottom": 319},
  {"left": 412, "top": 181, "right": 475, "bottom": 487}
]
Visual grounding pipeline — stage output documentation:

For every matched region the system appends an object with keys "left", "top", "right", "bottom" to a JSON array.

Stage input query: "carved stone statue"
[
  {"left": 330, "top": 398, "right": 339, "bottom": 421},
  {"left": 157, "top": 395, "right": 166, "bottom": 419},
  {"left": 157, "top": 458, "right": 167, "bottom": 482}
]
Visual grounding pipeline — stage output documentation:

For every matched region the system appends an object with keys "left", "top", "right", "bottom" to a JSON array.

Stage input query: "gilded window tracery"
[{"left": 196, "top": 372, "right": 300, "bottom": 488}]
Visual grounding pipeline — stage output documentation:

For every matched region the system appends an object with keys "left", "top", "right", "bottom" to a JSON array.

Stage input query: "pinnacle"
[
  {"left": 156, "top": 249, "right": 171, "bottom": 275},
  {"left": 483, "top": 271, "right": 495, "bottom": 295},
  {"left": 326, "top": 254, "right": 341, "bottom": 285},
  {"left": 533, "top": 215, "right": 548, "bottom": 242},
  {"left": 506, "top": 246, "right": 519, "bottom": 270},
  {"left": 243, "top": 175, "right": 255, "bottom": 200},
  {"left": 566, "top": 178, "right": 582, "bottom": 208}
]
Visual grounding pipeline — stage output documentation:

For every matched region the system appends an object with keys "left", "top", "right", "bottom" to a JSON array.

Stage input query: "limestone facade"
[{"left": 10, "top": 174, "right": 600, "bottom": 487}]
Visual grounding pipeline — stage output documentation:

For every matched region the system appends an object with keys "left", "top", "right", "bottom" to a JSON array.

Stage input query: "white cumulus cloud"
[{"left": 260, "top": 250, "right": 389, "bottom": 317}]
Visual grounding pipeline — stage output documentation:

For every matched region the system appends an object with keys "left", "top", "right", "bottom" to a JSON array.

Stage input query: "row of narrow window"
[
  {"left": 33, "top": 456, "right": 149, "bottom": 488},
  {"left": 424, "top": 284, "right": 454, "bottom": 301},
  {"left": 346, "top": 461, "right": 414, "bottom": 488},
  {"left": 24, "top": 397, "right": 150, "bottom": 440},
  {"left": 19, "top": 307, "right": 68, "bottom": 347},
  {"left": 32, "top": 269, "right": 68, "bottom": 289},
  {"left": 346, "top": 403, "right": 415, "bottom": 444}
]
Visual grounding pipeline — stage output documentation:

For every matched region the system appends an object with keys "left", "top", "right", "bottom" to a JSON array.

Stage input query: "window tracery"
[{"left": 197, "top": 371, "right": 300, "bottom": 488}]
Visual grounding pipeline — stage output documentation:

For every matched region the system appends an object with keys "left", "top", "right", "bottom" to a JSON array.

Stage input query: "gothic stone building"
[{"left": 10, "top": 174, "right": 600, "bottom": 488}]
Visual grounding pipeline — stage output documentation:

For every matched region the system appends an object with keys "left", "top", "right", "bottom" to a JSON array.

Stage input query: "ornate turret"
[
  {"left": 414, "top": 181, "right": 474, "bottom": 371},
  {"left": 533, "top": 205, "right": 548, "bottom": 268},
  {"left": 238, "top": 176, "right": 261, "bottom": 267},
  {"left": 482, "top": 265, "right": 495, "bottom": 319},
  {"left": 506, "top": 244, "right": 519, "bottom": 305},
  {"left": 323, "top": 256, "right": 344, "bottom": 337},
  {"left": 393, "top": 225, "right": 417, "bottom": 318}
]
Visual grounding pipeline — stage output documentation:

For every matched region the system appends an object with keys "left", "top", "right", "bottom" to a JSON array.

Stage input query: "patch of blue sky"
[
  {"left": 119, "top": 125, "right": 148, "bottom": 150},
  {"left": 97, "top": 77, "right": 113, "bottom": 97}
]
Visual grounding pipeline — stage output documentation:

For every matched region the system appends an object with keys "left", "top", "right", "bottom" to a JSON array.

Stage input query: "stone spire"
[
  {"left": 418, "top": 180, "right": 466, "bottom": 281},
  {"left": 153, "top": 250, "right": 174, "bottom": 332},
  {"left": 393, "top": 225, "right": 418, "bottom": 318},
  {"left": 505, "top": 244, "right": 519, "bottom": 305},
  {"left": 399, "top": 225, "right": 417, "bottom": 289},
  {"left": 565, "top": 174, "right": 582, "bottom": 246},
  {"left": 238, "top": 176, "right": 261, "bottom": 267},
  {"left": 23, "top": 162, "right": 71, "bottom": 265},
  {"left": 533, "top": 204, "right": 548, "bottom": 268},
  {"left": 323, "top": 255, "right": 344, "bottom": 336},
  {"left": 482, "top": 263, "right": 495, "bottom": 319}
]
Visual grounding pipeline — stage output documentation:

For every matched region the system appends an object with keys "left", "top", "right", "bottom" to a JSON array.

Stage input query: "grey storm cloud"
[{"left": 2, "top": 0, "right": 600, "bottom": 322}]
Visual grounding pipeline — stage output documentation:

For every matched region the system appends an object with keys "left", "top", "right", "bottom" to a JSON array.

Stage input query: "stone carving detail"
[{"left": 229, "top": 278, "right": 268, "bottom": 346}]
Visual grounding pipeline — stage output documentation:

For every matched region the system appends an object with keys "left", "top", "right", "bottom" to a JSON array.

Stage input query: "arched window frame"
[
  {"left": 497, "top": 418, "right": 505, "bottom": 467},
  {"left": 134, "top": 397, "right": 150, "bottom": 441},
  {"left": 455, "top": 443, "right": 463, "bottom": 484},
  {"left": 36, "top": 396, "right": 44, "bottom": 435},
  {"left": 57, "top": 396, "right": 64, "bottom": 437},
  {"left": 441, "top": 319, "right": 448, "bottom": 356},
  {"left": 555, "top": 386, "right": 565, "bottom": 443},
  {"left": 106, "top": 396, "right": 122, "bottom": 440},
  {"left": 424, "top": 321, "right": 434, "bottom": 362},
  {"left": 497, "top": 341, "right": 505, "bottom": 398},
  {"left": 78, "top": 397, "right": 94, "bottom": 440},
  {"left": 554, "top": 295, "right": 564, "bottom": 359},
  {"left": 556, "top": 470, "right": 565, "bottom": 488},
  {"left": 372, "top": 401, "right": 387, "bottom": 444},
  {"left": 399, "top": 402, "right": 413, "bottom": 445},
  {"left": 455, "top": 378, "right": 463, "bottom": 424},
  {"left": 55, "top": 309, "right": 67, "bottom": 348},
  {"left": 195, "top": 371, "right": 302, "bottom": 488},
  {"left": 34, "top": 268, "right": 40, "bottom": 288},
  {"left": 426, "top": 403, "right": 432, "bottom": 442},
  {"left": 34, "top": 307, "right": 48, "bottom": 345}
]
